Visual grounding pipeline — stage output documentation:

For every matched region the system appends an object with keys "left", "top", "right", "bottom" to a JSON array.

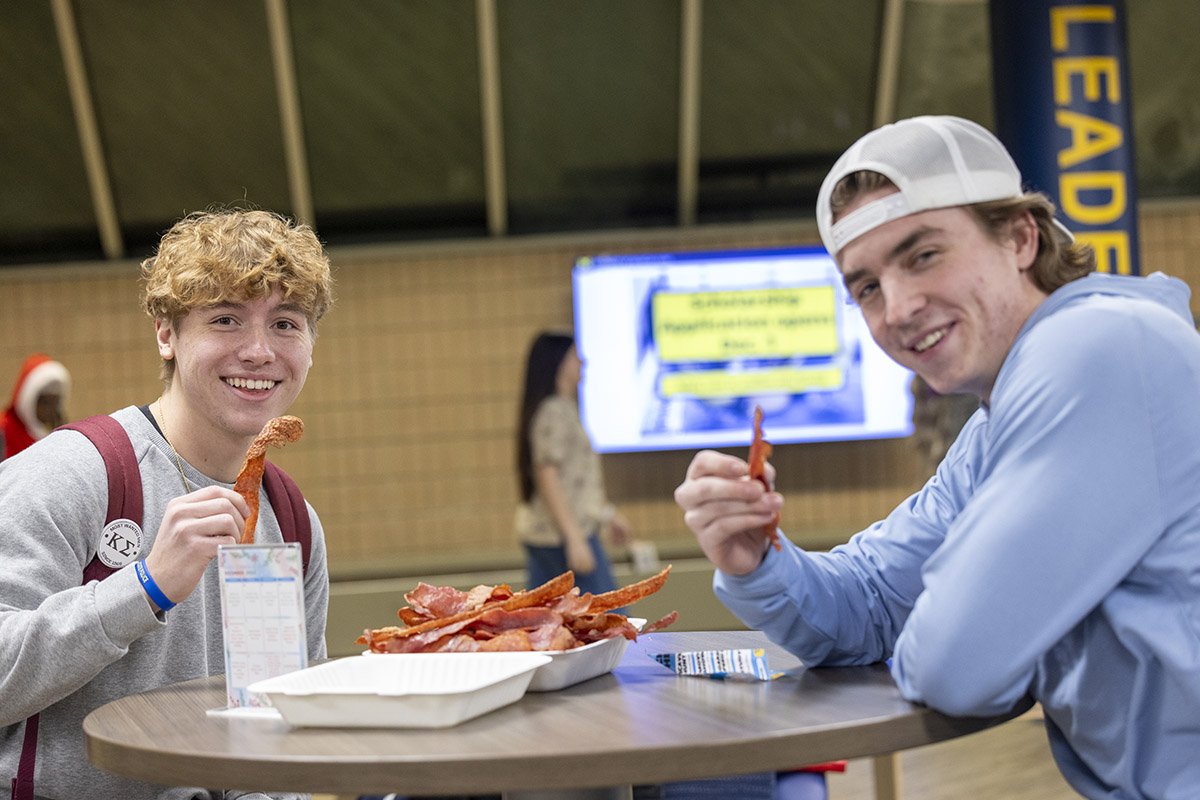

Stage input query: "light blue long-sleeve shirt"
[{"left": 715, "top": 272, "right": 1200, "bottom": 799}]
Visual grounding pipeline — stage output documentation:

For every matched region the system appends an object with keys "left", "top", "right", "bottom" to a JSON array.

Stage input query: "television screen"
[{"left": 572, "top": 246, "right": 914, "bottom": 453}]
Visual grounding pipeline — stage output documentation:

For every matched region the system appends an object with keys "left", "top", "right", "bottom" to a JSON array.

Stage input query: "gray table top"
[{"left": 84, "top": 629, "right": 1029, "bottom": 795}]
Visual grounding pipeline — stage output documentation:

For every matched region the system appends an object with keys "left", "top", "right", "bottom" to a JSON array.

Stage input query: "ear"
[
  {"left": 154, "top": 318, "right": 175, "bottom": 360},
  {"left": 1009, "top": 210, "right": 1039, "bottom": 271}
]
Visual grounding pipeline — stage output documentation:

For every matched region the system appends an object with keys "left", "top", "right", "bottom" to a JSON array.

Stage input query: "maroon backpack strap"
[
  {"left": 262, "top": 461, "right": 311, "bottom": 578},
  {"left": 60, "top": 415, "right": 144, "bottom": 583},
  {"left": 12, "top": 416, "right": 142, "bottom": 800},
  {"left": 11, "top": 714, "right": 38, "bottom": 800}
]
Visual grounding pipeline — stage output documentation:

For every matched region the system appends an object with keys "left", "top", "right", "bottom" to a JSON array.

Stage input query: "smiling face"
[
  {"left": 155, "top": 286, "right": 314, "bottom": 466},
  {"left": 837, "top": 190, "right": 1047, "bottom": 403}
]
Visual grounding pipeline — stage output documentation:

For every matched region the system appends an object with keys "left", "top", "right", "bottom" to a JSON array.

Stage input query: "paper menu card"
[{"left": 217, "top": 543, "right": 308, "bottom": 710}]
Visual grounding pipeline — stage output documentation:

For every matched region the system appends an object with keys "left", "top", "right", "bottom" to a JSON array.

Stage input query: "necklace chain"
[{"left": 157, "top": 401, "right": 193, "bottom": 493}]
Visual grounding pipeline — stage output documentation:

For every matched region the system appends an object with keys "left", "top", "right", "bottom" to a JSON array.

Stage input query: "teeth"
[
  {"left": 226, "top": 377, "right": 276, "bottom": 391},
  {"left": 914, "top": 329, "right": 946, "bottom": 353}
]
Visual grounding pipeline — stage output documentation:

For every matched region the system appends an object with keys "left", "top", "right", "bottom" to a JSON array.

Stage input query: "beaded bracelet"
[{"left": 135, "top": 559, "right": 177, "bottom": 612}]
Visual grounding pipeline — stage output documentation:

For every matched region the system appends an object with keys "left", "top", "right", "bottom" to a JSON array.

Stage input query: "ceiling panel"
[
  {"left": 291, "top": 0, "right": 487, "bottom": 243},
  {"left": 0, "top": 1, "right": 1196, "bottom": 266},
  {"left": 0, "top": 2, "right": 100, "bottom": 262},
  {"left": 497, "top": 0, "right": 681, "bottom": 233},
  {"left": 74, "top": 0, "right": 290, "bottom": 254},
  {"left": 697, "top": 0, "right": 882, "bottom": 223}
]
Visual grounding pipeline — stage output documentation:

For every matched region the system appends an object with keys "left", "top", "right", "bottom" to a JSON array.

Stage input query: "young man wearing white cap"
[{"left": 675, "top": 116, "right": 1200, "bottom": 798}]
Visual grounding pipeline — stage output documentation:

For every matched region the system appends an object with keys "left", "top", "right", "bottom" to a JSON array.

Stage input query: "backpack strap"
[
  {"left": 13, "top": 415, "right": 142, "bottom": 800},
  {"left": 262, "top": 461, "right": 311, "bottom": 577},
  {"left": 61, "top": 415, "right": 144, "bottom": 583},
  {"left": 10, "top": 715, "right": 38, "bottom": 800}
]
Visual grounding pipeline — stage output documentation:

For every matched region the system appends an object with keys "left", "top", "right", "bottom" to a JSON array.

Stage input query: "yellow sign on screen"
[
  {"left": 653, "top": 286, "right": 838, "bottom": 362},
  {"left": 660, "top": 366, "right": 844, "bottom": 399}
]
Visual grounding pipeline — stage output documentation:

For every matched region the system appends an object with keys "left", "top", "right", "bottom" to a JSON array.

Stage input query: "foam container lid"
[{"left": 249, "top": 651, "right": 551, "bottom": 728}]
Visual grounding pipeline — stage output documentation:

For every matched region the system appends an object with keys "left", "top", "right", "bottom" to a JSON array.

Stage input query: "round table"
[{"left": 85, "top": 629, "right": 1030, "bottom": 797}]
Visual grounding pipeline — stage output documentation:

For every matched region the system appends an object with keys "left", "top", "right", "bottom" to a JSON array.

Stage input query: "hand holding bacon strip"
[{"left": 749, "top": 406, "right": 782, "bottom": 552}]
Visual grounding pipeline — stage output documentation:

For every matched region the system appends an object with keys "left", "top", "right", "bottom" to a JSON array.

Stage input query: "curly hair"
[
  {"left": 828, "top": 171, "right": 1095, "bottom": 293},
  {"left": 139, "top": 208, "right": 335, "bottom": 381}
]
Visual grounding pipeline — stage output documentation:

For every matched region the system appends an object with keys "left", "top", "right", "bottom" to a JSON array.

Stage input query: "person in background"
[
  {"left": 674, "top": 115, "right": 1200, "bottom": 798},
  {"left": 515, "top": 331, "right": 632, "bottom": 595},
  {"left": 908, "top": 373, "right": 977, "bottom": 477},
  {"left": 511, "top": 334, "right": 785, "bottom": 800},
  {"left": 0, "top": 208, "right": 335, "bottom": 799},
  {"left": 0, "top": 353, "right": 71, "bottom": 460}
]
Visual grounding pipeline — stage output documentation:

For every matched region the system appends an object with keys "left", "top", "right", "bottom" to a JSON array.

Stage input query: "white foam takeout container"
[
  {"left": 248, "top": 651, "right": 551, "bottom": 728},
  {"left": 526, "top": 617, "right": 646, "bottom": 692},
  {"left": 360, "top": 618, "right": 647, "bottom": 692}
]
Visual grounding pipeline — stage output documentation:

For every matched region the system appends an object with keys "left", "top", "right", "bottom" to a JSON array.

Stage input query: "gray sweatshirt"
[{"left": 0, "top": 406, "right": 329, "bottom": 799}]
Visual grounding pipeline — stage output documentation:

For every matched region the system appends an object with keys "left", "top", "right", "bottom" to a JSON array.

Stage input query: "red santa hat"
[{"left": 2, "top": 353, "right": 71, "bottom": 457}]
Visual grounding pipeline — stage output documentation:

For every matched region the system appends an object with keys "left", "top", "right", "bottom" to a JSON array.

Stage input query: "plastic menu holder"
[{"left": 211, "top": 543, "right": 308, "bottom": 717}]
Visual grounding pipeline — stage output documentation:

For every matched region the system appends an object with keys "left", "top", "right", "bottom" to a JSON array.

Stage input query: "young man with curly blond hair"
[{"left": 0, "top": 208, "right": 335, "bottom": 799}]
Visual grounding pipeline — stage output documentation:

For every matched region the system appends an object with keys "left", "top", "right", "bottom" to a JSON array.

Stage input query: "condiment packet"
[{"left": 651, "top": 647, "right": 781, "bottom": 681}]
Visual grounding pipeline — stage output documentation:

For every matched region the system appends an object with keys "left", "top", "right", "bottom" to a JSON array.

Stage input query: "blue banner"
[{"left": 990, "top": 0, "right": 1139, "bottom": 275}]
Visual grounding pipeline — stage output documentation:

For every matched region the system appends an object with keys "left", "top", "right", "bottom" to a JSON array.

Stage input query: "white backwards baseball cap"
[{"left": 816, "top": 115, "right": 1074, "bottom": 258}]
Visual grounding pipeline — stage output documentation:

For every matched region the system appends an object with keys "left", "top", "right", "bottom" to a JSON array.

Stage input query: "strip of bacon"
[
  {"left": 529, "top": 624, "right": 578, "bottom": 651},
  {"left": 549, "top": 589, "right": 592, "bottom": 617},
  {"left": 403, "top": 582, "right": 515, "bottom": 621},
  {"left": 749, "top": 406, "right": 782, "bottom": 552},
  {"left": 569, "top": 613, "right": 641, "bottom": 643},
  {"left": 471, "top": 606, "right": 563, "bottom": 635},
  {"left": 478, "top": 630, "right": 534, "bottom": 651},
  {"left": 642, "top": 611, "right": 679, "bottom": 634},
  {"left": 381, "top": 616, "right": 479, "bottom": 653},
  {"left": 587, "top": 566, "right": 672, "bottom": 614},
  {"left": 234, "top": 416, "right": 304, "bottom": 545}
]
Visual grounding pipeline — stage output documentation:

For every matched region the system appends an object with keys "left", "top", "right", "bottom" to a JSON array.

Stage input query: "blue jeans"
[{"left": 524, "top": 533, "right": 624, "bottom": 612}]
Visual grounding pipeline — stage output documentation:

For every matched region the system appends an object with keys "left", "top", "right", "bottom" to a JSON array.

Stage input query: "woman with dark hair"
[{"left": 515, "top": 331, "right": 631, "bottom": 595}]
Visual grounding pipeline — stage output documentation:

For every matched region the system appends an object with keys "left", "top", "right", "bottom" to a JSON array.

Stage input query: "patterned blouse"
[{"left": 515, "top": 395, "right": 612, "bottom": 547}]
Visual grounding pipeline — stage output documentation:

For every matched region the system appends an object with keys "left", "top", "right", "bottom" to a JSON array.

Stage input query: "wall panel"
[{"left": 4, "top": 204, "right": 1197, "bottom": 579}]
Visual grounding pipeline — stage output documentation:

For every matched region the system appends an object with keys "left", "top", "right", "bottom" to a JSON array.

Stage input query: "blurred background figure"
[
  {"left": 909, "top": 374, "right": 978, "bottom": 478},
  {"left": 515, "top": 331, "right": 632, "bottom": 596},
  {"left": 1, "top": 353, "right": 71, "bottom": 461}
]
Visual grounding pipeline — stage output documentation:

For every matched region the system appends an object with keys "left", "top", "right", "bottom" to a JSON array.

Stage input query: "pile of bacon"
[{"left": 358, "top": 566, "right": 678, "bottom": 654}]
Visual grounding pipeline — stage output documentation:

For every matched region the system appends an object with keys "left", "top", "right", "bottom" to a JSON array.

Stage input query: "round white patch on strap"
[{"left": 97, "top": 519, "right": 143, "bottom": 568}]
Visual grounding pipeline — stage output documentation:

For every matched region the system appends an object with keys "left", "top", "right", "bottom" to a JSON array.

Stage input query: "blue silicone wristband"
[{"left": 135, "top": 559, "right": 177, "bottom": 611}]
